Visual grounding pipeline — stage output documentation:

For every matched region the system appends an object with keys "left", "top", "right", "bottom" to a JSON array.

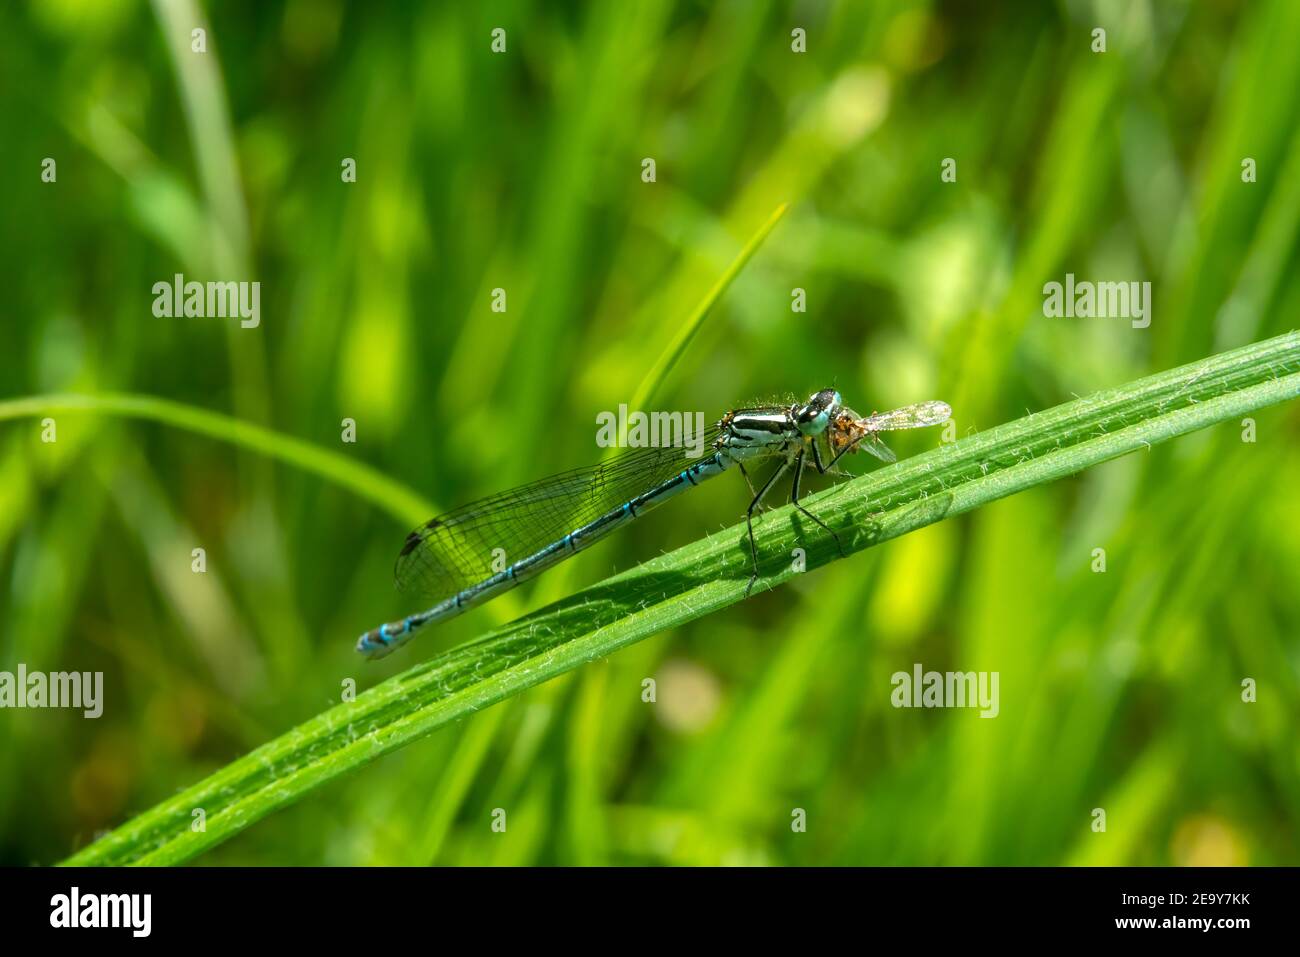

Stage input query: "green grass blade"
[
  {"left": 0, "top": 393, "right": 433, "bottom": 526},
  {"left": 60, "top": 330, "right": 1300, "bottom": 865},
  {"left": 629, "top": 202, "right": 787, "bottom": 412}
]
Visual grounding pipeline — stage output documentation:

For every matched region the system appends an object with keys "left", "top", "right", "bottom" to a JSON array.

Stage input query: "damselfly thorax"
[
  {"left": 357, "top": 388, "right": 951, "bottom": 658},
  {"left": 716, "top": 406, "right": 804, "bottom": 461}
]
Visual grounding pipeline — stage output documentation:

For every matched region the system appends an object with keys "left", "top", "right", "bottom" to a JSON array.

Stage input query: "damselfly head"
[{"left": 794, "top": 388, "right": 842, "bottom": 436}]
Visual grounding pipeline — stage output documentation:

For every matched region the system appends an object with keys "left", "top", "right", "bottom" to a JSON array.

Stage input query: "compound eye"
[
  {"left": 797, "top": 405, "right": 832, "bottom": 435},
  {"left": 815, "top": 389, "right": 839, "bottom": 413}
]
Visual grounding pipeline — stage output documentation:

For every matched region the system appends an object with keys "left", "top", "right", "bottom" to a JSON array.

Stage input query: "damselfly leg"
[
  {"left": 742, "top": 441, "right": 847, "bottom": 596},
  {"left": 744, "top": 461, "right": 789, "bottom": 596},
  {"left": 790, "top": 446, "right": 845, "bottom": 557},
  {"left": 736, "top": 461, "right": 758, "bottom": 497}
]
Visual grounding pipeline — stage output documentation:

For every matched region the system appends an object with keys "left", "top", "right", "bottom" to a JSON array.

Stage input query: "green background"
[{"left": 2, "top": 0, "right": 1298, "bottom": 866}]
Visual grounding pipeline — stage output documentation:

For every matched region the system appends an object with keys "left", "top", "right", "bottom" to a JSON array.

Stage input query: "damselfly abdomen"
[{"left": 357, "top": 390, "right": 951, "bottom": 658}]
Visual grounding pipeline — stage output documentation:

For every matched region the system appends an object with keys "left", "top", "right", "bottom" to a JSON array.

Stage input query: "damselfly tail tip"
[{"left": 356, "top": 622, "right": 405, "bottom": 659}]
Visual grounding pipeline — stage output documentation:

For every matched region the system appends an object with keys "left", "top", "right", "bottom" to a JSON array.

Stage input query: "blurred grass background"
[{"left": 1, "top": 0, "right": 1298, "bottom": 866}]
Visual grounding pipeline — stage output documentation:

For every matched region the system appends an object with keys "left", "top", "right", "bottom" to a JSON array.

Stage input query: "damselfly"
[{"left": 357, "top": 390, "right": 951, "bottom": 658}]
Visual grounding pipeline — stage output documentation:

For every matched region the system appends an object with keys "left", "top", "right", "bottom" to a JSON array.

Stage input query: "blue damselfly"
[{"left": 358, "top": 390, "right": 951, "bottom": 658}]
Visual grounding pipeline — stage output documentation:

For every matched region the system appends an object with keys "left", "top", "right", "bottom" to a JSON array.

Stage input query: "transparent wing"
[
  {"left": 860, "top": 436, "right": 897, "bottom": 463},
  {"left": 395, "top": 426, "right": 721, "bottom": 600},
  {"left": 859, "top": 400, "right": 952, "bottom": 432}
]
